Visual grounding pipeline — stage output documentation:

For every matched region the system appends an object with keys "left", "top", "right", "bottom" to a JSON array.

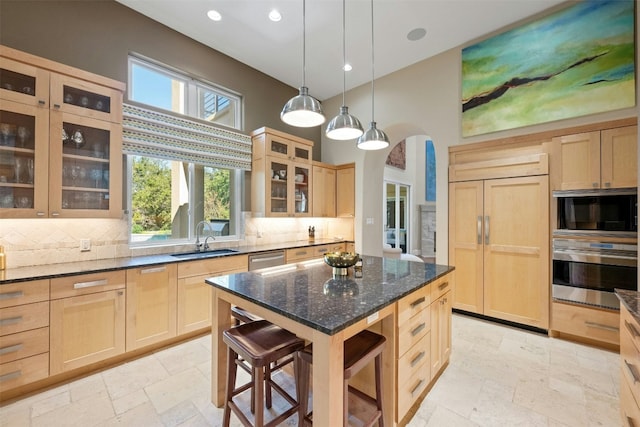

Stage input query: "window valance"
[{"left": 122, "top": 103, "right": 252, "bottom": 170}]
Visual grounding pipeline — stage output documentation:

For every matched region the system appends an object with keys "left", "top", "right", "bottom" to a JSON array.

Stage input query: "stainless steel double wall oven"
[{"left": 552, "top": 188, "right": 637, "bottom": 309}]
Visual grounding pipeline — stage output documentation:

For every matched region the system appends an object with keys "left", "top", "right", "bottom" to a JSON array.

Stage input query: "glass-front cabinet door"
[
  {"left": 265, "top": 134, "right": 312, "bottom": 164},
  {"left": 0, "top": 57, "right": 50, "bottom": 108},
  {"left": 49, "top": 111, "right": 122, "bottom": 218},
  {"left": 50, "top": 73, "right": 123, "bottom": 124},
  {"left": 0, "top": 99, "right": 49, "bottom": 218},
  {"left": 293, "top": 164, "right": 311, "bottom": 215},
  {"left": 265, "top": 159, "right": 311, "bottom": 217},
  {"left": 267, "top": 159, "right": 289, "bottom": 217}
]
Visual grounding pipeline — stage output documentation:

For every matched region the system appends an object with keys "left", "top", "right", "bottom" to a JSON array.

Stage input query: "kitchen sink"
[{"left": 171, "top": 248, "right": 239, "bottom": 259}]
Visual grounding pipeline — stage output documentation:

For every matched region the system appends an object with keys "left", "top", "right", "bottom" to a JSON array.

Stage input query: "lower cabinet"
[
  {"left": 177, "top": 255, "right": 248, "bottom": 334},
  {"left": 551, "top": 301, "right": 619, "bottom": 347},
  {"left": 126, "top": 264, "right": 178, "bottom": 350},
  {"left": 49, "top": 271, "right": 126, "bottom": 375},
  {"left": 0, "top": 279, "right": 50, "bottom": 392},
  {"left": 430, "top": 275, "right": 453, "bottom": 378},
  {"left": 285, "top": 243, "right": 345, "bottom": 263},
  {"left": 620, "top": 303, "right": 640, "bottom": 425}
]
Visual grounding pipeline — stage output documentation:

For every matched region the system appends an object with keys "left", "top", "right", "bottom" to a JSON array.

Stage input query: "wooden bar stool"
[
  {"left": 298, "top": 329, "right": 386, "bottom": 427},
  {"left": 223, "top": 319, "right": 305, "bottom": 427}
]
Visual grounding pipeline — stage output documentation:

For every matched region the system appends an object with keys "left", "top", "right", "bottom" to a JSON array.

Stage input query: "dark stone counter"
[
  {"left": 206, "top": 255, "right": 454, "bottom": 335},
  {"left": 0, "top": 239, "right": 351, "bottom": 285},
  {"left": 616, "top": 289, "right": 640, "bottom": 324}
]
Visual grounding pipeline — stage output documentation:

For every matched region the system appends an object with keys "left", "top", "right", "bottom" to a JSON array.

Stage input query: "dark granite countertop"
[
  {"left": 0, "top": 239, "right": 351, "bottom": 285},
  {"left": 205, "top": 255, "right": 454, "bottom": 335},
  {"left": 616, "top": 289, "right": 640, "bottom": 324}
]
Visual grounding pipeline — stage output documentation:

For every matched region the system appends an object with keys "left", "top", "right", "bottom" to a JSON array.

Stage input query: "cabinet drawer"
[
  {"left": 622, "top": 307, "right": 640, "bottom": 354},
  {"left": 430, "top": 274, "right": 453, "bottom": 302},
  {"left": 398, "top": 285, "right": 431, "bottom": 326},
  {"left": 0, "top": 280, "right": 49, "bottom": 309},
  {"left": 398, "top": 332, "right": 430, "bottom": 389},
  {"left": 0, "top": 327, "right": 49, "bottom": 364},
  {"left": 621, "top": 307, "right": 640, "bottom": 406},
  {"left": 177, "top": 254, "right": 248, "bottom": 278},
  {"left": 397, "top": 362, "right": 430, "bottom": 419},
  {"left": 321, "top": 243, "right": 345, "bottom": 254},
  {"left": 286, "top": 247, "right": 314, "bottom": 262},
  {"left": 51, "top": 270, "right": 125, "bottom": 299},
  {"left": 0, "top": 301, "right": 49, "bottom": 336},
  {"left": 621, "top": 374, "right": 640, "bottom": 427},
  {"left": 0, "top": 352, "right": 49, "bottom": 392},
  {"left": 398, "top": 306, "right": 430, "bottom": 357},
  {"left": 552, "top": 302, "right": 619, "bottom": 345}
]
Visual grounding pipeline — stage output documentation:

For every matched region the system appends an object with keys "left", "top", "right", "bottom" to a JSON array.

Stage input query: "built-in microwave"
[{"left": 554, "top": 188, "right": 637, "bottom": 236}]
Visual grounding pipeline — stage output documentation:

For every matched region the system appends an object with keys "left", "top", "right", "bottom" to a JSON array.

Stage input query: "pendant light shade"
[
  {"left": 326, "top": 0, "right": 363, "bottom": 140},
  {"left": 357, "top": 121, "right": 389, "bottom": 150},
  {"left": 281, "top": 0, "right": 325, "bottom": 128},
  {"left": 357, "top": 0, "right": 389, "bottom": 150}
]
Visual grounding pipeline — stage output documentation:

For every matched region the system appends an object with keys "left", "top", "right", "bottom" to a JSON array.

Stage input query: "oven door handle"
[{"left": 553, "top": 250, "right": 637, "bottom": 267}]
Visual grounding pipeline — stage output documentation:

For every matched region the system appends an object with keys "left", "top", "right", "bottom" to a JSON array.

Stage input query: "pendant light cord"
[
  {"left": 370, "top": 0, "right": 375, "bottom": 120},
  {"left": 341, "top": 0, "right": 346, "bottom": 106},
  {"left": 302, "top": 0, "right": 307, "bottom": 87}
]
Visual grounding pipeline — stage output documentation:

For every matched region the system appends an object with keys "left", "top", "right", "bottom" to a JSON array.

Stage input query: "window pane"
[
  {"left": 202, "top": 166, "right": 231, "bottom": 236},
  {"left": 130, "top": 156, "right": 189, "bottom": 243},
  {"left": 197, "top": 86, "right": 238, "bottom": 128},
  {"left": 130, "top": 62, "right": 186, "bottom": 115}
]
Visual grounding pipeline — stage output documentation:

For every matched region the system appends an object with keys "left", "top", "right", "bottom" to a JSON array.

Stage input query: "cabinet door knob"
[
  {"left": 53, "top": 103, "right": 61, "bottom": 109},
  {"left": 38, "top": 100, "right": 46, "bottom": 106},
  {"left": 36, "top": 211, "right": 45, "bottom": 217}
]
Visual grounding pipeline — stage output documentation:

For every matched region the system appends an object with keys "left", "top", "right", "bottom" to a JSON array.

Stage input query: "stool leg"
[
  {"left": 375, "top": 354, "right": 384, "bottom": 427},
  {"left": 254, "top": 365, "right": 265, "bottom": 427},
  {"left": 298, "top": 354, "right": 310, "bottom": 427},
  {"left": 265, "top": 364, "right": 273, "bottom": 409},
  {"left": 223, "top": 347, "right": 237, "bottom": 427}
]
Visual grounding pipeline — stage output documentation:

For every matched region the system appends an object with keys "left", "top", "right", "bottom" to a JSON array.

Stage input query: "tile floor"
[{"left": 0, "top": 313, "right": 621, "bottom": 426}]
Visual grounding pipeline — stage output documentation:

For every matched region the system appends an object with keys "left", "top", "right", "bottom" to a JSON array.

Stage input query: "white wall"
[{"left": 321, "top": 6, "right": 640, "bottom": 265}]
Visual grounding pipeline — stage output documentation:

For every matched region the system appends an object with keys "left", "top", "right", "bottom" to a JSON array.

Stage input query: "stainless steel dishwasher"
[{"left": 248, "top": 250, "right": 286, "bottom": 271}]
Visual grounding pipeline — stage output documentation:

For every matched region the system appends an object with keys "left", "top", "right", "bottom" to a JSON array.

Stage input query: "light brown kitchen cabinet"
[
  {"left": 126, "top": 264, "right": 178, "bottom": 350},
  {"left": 449, "top": 175, "right": 549, "bottom": 329},
  {"left": 49, "top": 271, "right": 126, "bottom": 374},
  {"left": 250, "top": 127, "right": 314, "bottom": 217},
  {"left": 0, "top": 279, "right": 50, "bottom": 393},
  {"left": 551, "top": 301, "right": 619, "bottom": 347},
  {"left": 0, "top": 45, "right": 124, "bottom": 218},
  {"left": 312, "top": 162, "right": 336, "bottom": 217},
  {"left": 430, "top": 285, "right": 451, "bottom": 379},
  {"left": 336, "top": 163, "right": 355, "bottom": 217},
  {"left": 620, "top": 304, "right": 640, "bottom": 425},
  {"left": 177, "top": 255, "right": 248, "bottom": 334},
  {"left": 285, "top": 243, "right": 345, "bottom": 263},
  {"left": 551, "top": 125, "right": 637, "bottom": 190}
]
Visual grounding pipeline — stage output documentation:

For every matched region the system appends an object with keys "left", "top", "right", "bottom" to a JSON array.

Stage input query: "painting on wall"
[
  {"left": 385, "top": 140, "right": 406, "bottom": 170},
  {"left": 461, "top": 0, "right": 635, "bottom": 137}
]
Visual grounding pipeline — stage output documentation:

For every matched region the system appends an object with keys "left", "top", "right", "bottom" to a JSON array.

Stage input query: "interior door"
[
  {"left": 483, "top": 175, "right": 549, "bottom": 329},
  {"left": 384, "top": 182, "right": 409, "bottom": 253}
]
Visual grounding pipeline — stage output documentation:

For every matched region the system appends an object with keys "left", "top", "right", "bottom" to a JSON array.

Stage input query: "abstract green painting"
[{"left": 461, "top": 0, "right": 635, "bottom": 137}]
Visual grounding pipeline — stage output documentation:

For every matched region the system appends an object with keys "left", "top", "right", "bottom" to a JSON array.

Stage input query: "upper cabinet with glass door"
[
  {"left": 250, "top": 127, "right": 314, "bottom": 217},
  {"left": 0, "top": 44, "right": 125, "bottom": 218}
]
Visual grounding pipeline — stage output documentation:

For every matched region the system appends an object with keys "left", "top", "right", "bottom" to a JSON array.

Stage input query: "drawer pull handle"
[
  {"left": 0, "top": 316, "right": 23, "bottom": 326},
  {"left": 53, "top": 103, "right": 61, "bottom": 109},
  {"left": 410, "top": 297, "right": 426, "bottom": 308},
  {"left": 0, "top": 370, "right": 21, "bottom": 382},
  {"left": 438, "top": 281, "right": 449, "bottom": 291},
  {"left": 140, "top": 266, "right": 166, "bottom": 274},
  {"left": 625, "top": 359, "right": 640, "bottom": 383},
  {"left": 0, "top": 343, "right": 23, "bottom": 355},
  {"left": 411, "top": 323, "right": 426, "bottom": 337},
  {"left": 585, "top": 321, "right": 619, "bottom": 333},
  {"left": 0, "top": 291, "right": 24, "bottom": 300},
  {"left": 73, "top": 279, "right": 108, "bottom": 289},
  {"left": 410, "top": 379, "right": 425, "bottom": 397},
  {"left": 410, "top": 351, "right": 425, "bottom": 367},
  {"left": 626, "top": 415, "right": 636, "bottom": 427},
  {"left": 317, "top": 249, "right": 328, "bottom": 253},
  {"left": 295, "top": 251, "right": 307, "bottom": 256},
  {"left": 38, "top": 100, "right": 46, "bottom": 106},
  {"left": 625, "top": 320, "right": 640, "bottom": 339}
]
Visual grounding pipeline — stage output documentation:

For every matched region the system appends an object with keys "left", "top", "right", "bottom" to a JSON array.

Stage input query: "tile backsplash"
[{"left": 0, "top": 215, "right": 354, "bottom": 268}]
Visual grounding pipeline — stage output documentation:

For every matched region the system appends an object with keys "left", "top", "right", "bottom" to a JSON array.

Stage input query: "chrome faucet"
[
  {"left": 195, "top": 220, "right": 213, "bottom": 252},
  {"left": 203, "top": 235, "right": 215, "bottom": 251}
]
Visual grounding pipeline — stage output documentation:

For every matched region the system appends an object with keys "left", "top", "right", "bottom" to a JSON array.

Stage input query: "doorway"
[{"left": 384, "top": 182, "right": 410, "bottom": 253}]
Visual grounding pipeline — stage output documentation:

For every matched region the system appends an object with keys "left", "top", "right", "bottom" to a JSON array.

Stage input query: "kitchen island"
[{"left": 205, "top": 255, "right": 454, "bottom": 426}]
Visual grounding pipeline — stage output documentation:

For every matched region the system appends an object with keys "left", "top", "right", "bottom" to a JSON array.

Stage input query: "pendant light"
[
  {"left": 325, "top": 0, "right": 363, "bottom": 140},
  {"left": 281, "top": 0, "right": 325, "bottom": 127},
  {"left": 357, "top": 0, "right": 389, "bottom": 150}
]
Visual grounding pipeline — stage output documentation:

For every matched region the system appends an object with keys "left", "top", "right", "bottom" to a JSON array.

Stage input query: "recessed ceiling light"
[
  {"left": 407, "top": 27, "right": 426, "bottom": 41},
  {"left": 207, "top": 9, "right": 222, "bottom": 21},
  {"left": 269, "top": 9, "right": 282, "bottom": 22},
  {"left": 343, "top": 63, "right": 352, "bottom": 72}
]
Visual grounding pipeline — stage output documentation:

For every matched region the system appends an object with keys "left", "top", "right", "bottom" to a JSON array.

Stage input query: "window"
[
  {"left": 128, "top": 56, "right": 242, "bottom": 130},
  {"left": 126, "top": 56, "right": 249, "bottom": 246}
]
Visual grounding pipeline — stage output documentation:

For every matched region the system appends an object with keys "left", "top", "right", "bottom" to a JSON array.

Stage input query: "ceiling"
[{"left": 115, "top": 0, "right": 567, "bottom": 101}]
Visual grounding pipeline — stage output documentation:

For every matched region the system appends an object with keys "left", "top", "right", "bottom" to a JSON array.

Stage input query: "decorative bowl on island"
[{"left": 323, "top": 252, "right": 360, "bottom": 276}]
